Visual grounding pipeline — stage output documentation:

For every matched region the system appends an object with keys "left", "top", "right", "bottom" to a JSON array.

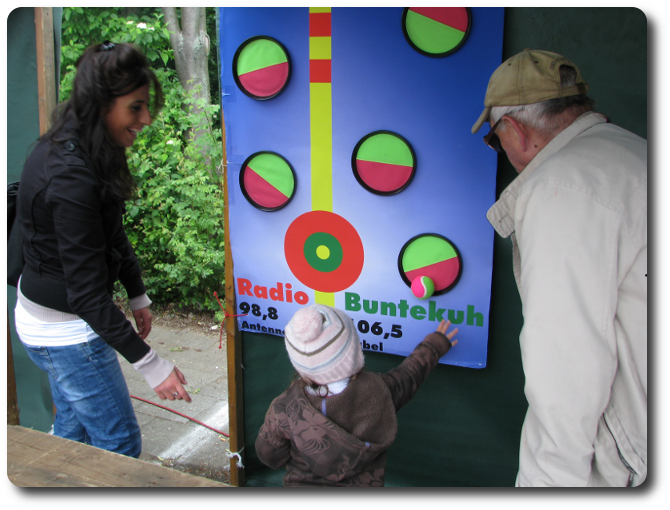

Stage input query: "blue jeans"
[{"left": 22, "top": 336, "right": 142, "bottom": 458}]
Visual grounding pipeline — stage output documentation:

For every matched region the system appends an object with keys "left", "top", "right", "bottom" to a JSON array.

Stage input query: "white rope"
[{"left": 225, "top": 446, "right": 245, "bottom": 469}]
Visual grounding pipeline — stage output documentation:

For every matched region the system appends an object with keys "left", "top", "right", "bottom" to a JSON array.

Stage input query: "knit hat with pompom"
[{"left": 284, "top": 304, "right": 364, "bottom": 385}]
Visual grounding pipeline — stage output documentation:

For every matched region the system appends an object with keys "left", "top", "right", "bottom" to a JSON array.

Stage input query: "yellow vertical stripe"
[
  {"left": 310, "top": 82, "right": 333, "bottom": 213},
  {"left": 314, "top": 291, "right": 335, "bottom": 307},
  {"left": 310, "top": 37, "right": 332, "bottom": 59},
  {"left": 310, "top": 7, "right": 334, "bottom": 306}
]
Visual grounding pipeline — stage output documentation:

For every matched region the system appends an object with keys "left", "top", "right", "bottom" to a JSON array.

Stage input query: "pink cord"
[
  {"left": 131, "top": 394, "right": 229, "bottom": 437},
  {"left": 213, "top": 291, "right": 247, "bottom": 349}
]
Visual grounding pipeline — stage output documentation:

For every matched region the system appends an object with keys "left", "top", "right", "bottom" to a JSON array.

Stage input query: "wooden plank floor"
[{"left": 7, "top": 425, "right": 232, "bottom": 487}]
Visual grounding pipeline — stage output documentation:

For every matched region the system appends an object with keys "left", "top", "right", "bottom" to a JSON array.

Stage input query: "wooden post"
[
  {"left": 223, "top": 107, "right": 245, "bottom": 487},
  {"left": 32, "top": 7, "right": 58, "bottom": 420},
  {"left": 7, "top": 6, "right": 57, "bottom": 427},
  {"left": 34, "top": 7, "right": 57, "bottom": 135},
  {"left": 7, "top": 314, "right": 20, "bottom": 425}
]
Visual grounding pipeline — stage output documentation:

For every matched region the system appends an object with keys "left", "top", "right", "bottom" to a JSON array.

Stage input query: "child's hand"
[{"left": 437, "top": 319, "right": 458, "bottom": 347}]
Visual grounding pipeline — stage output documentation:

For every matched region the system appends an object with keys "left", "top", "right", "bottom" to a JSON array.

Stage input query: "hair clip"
[{"left": 101, "top": 41, "right": 115, "bottom": 51}]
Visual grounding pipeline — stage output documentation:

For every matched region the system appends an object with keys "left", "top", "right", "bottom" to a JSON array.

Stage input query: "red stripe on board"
[
  {"left": 310, "top": 12, "right": 331, "bottom": 37},
  {"left": 409, "top": 7, "right": 469, "bottom": 33},
  {"left": 405, "top": 257, "right": 461, "bottom": 291},
  {"left": 244, "top": 167, "right": 289, "bottom": 209},
  {"left": 355, "top": 159, "right": 413, "bottom": 193},
  {"left": 238, "top": 62, "right": 289, "bottom": 97},
  {"left": 310, "top": 59, "right": 331, "bottom": 83}
]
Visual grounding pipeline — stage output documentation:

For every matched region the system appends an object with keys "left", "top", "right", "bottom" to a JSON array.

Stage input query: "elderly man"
[{"left": 472, "top": 49, "right": 647, "bottom": 486}]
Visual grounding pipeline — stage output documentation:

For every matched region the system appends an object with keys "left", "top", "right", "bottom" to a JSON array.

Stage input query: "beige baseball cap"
[{"left": 471, "top": 49, "right": 589, "bottom": 133}]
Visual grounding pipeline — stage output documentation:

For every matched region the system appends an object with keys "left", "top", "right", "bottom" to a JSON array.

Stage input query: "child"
[{"left": 255, "top": 303, "right": 458, "bottom": 486}]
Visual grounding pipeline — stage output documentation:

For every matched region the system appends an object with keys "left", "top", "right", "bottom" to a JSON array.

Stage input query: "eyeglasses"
[{"left": 483, "top": 118, "right": 504, "bottom": 153}]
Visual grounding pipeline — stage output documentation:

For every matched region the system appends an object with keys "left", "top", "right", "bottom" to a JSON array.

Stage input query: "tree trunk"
[{"left": 162, "top": 7, "right": 212, "bottom": 155}]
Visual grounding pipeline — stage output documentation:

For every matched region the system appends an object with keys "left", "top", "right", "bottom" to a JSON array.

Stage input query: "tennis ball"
[{"left": 411, "top": 276, "right": 434, "bottom": 300}]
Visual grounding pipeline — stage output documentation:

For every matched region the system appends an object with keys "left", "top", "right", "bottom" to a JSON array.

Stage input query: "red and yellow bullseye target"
[{"left": 285, "top": 211, "right": 364, "bottom": 293}]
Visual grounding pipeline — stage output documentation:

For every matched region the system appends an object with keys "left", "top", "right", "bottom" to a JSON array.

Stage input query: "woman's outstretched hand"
[{"left": 154, "top": 367, "right": 192, "bottom": 403}]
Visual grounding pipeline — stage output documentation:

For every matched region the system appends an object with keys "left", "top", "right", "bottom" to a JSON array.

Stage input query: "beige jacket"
[{"left": 487, "top": 112, "right": 647, "bottom": 486}]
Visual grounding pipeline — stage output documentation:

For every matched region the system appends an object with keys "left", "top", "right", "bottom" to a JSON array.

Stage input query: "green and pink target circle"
[
  {"left": 233, "top": 36, "right": 291, "bottom": 100},
  {"left": 239, "top": 152, "right": 296, "bottom": 211},
  {"left": 352, "top": 131, "right": 416, "bottom": 195},
  {"left": 398, "top": 234, "right": 463, "bottom": 295},
  {"left": 402, "top": 7, "right": 471, "bottom": 58}
]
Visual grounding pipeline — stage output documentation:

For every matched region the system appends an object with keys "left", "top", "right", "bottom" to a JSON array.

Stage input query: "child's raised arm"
[{"left": 380, "top": 319, "right": 459, "bottom": 411}]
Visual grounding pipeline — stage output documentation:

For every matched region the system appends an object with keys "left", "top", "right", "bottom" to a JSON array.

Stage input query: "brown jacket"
[{"left": 255, "top": 332, "right": 452, "bottom": 486}]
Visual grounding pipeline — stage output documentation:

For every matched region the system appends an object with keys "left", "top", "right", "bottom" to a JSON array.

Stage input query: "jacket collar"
[{"left": 486, "top": 111, "right": 609, "bottom": 238}]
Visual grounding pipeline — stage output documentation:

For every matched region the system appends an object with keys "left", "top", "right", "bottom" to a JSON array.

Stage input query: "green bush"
[
  {"left": 125, "top": 81, "right": 225, "bottom": 311},
  {"left": 60, "top": 8, "right": 173, "bottom": 102}
]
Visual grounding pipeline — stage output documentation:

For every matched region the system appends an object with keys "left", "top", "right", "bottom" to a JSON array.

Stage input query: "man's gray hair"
[{"left": 490, "top": 65, "right": 595, "bottom": 136}]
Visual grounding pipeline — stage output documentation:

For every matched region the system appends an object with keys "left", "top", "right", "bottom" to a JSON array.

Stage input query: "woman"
[{"left": 14, "top": 42, "right": 190, "bottom": 458}]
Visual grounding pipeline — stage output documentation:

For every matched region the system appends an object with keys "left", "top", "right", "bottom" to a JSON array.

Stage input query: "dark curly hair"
[{"left": 46, "top": 42, "right": 164, "bottom": 201}]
